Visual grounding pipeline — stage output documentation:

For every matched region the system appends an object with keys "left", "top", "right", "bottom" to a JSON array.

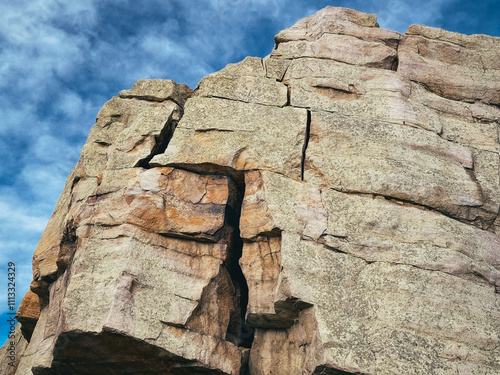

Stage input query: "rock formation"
[{"left": 3, "top": 6, "right": 500, "bottom": 374}]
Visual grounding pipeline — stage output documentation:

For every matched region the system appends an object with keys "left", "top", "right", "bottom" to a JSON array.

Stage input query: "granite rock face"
[{"left": 7, "top": 6, "right": 500, "bottom": 375}]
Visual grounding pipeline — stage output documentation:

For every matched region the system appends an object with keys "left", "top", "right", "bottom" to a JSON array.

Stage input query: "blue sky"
[{"left": 0, "top": 0, "right": 498, "bottom": 345}]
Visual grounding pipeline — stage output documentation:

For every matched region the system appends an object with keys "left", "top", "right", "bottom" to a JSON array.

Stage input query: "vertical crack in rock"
[
  {"left": 136, "top": 118, "right": 179, "bottom": 169},
  {"left": 259, "top": 57, "right": 266, "bottom": 73},
  {"left": 301, "top": 110, "right": 311, "bottom": 181},
  {"left": 391, "top": 37, "right": 400, "bottom": 71},
  {"left": 220, "top": 172, "right": 255, "bottom": 348},
  {"left": 55, "top": 221, "right": 78, "bottom": 280},
  {"left": 279, "top": 61, "right": 290, "bottom": 83}
]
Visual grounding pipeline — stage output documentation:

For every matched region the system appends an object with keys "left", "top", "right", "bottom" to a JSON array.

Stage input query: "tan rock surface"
[
  {"left": 14, "top": 79, "right": 247, "bottom": 374},
  {"left": 399, "top": 24, "right": 500, "bottom": 105},
  {"left": 196, "top": 57, "right": 288, "bottom": 107},
  {"left": 150, "top": 96, "right": 308, "bottom": 180},
  {"left": 305, "top": 110, "right": 498, "bottom": 228},
  {"left": 284, "top": 57, "right": 416, "bottom": 123},
  {"left": 10, "top": 6, "right": 500, "bottom": 375},
  {"left": 118, "top": 78, "right": 193, "bottom": 106},
  {"left": 15, "top": 291, "right": 40, "bottom": 342},
  {"left": 275, "top": 6, "right": 380, "bottom": 42},
  {"left": 237, "top": 171, "right": 499, "bottom": 374}
]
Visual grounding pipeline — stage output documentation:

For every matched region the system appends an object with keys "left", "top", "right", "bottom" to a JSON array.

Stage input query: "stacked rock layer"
[{"left": 4, "top": 6, "right": 500, "bottom": 375}]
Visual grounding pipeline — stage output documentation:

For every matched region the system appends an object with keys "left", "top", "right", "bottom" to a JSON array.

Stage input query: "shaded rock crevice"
[
  {"left": 156, "top": 162, "right": 246, "bottom": 185},
  {"left": 136, "top": 118, "right": 180, "bottom": 169},
  {"left": 246, "top": 297, "right": 313, "bottom": 330},
  {"left": 217, "top": 170, "right": 255, "bottom": 348},
  {"left": 391, "top": 37, "right": 400, "bottom": 71},
  {"left": 311, "top": 85, "right": 362, "bottom": 101},
  {"left": 301, "top": 110, "right": 311, "bottom": 181}
]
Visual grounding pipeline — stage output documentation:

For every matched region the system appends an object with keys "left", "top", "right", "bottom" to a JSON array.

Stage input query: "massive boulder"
[{"left": 4, "top": 6, "right": 500, "bottom": 375}]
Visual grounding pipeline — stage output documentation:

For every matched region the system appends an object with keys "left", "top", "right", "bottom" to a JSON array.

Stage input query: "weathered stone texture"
[
  {"left": 399, "top": 25, "right": 500, "bottom": 105},
  {"left": 118, "top": 78, "right": 192, "bottom": 106},
  {"left": 150, "top": 96, "right": 308, "bottom": 180},
  {"left": 15, "top": 291, "right": 40, "bottom": 342},
  {"left": 10, "top": 5, "right": 500, "bottom": 375}
]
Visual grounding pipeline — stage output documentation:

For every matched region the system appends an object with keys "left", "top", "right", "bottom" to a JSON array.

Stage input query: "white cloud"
[
  {"left": 54, "top": 90, "right": 90, "bottom": 121},
  {"left": 0, "top": 94, "right": 54, "bottom": 138},
  {"left": 372, "top": 0, "right": 454, "bottom": 32},
  {"left": 19, "top": 164, "right": 69, "bottom": 203},
  {"left": 0, "top": 201, "right": 48, "bottom": 233},
  {"left": 138, "top": 34, "right": 213, "bottom": 80},
  {"left": 31, "top": 134, "right": 80, "bottom": 165},
  {"left": 0, "top": 0, "right": 97, "bottom": 44},
  {"left": 0, "top": 196, "right": 49, "bottom": 310}
]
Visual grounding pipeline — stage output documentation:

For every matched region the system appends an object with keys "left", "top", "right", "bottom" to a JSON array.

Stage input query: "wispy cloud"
[
  {"left": 366, "top": 0, "right": 454, "bottom": 32},
  {"left": 0, "top": 196, "right": 48, "bottom": 310},
  {"left": 0, "top": 201, "right": 48, "bottom": 233}
]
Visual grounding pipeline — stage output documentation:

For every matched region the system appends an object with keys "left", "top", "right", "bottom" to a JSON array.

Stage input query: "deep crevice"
[
  {"left": 136, "top": 119, "right": 178, "bottom": 169},
  {"left": 33, "top": 330, "right": 205, "bottom": 375},
  {"left": 246, "top": 296, "right": 313, "bottom": 329},
  {"left": 222, "top": 174, "right": 255, "bottom": 348},
  {"left": 56, "top": 221, "right": 78, "bottom": 277},
  {"left": 278, "top": 59, "right": 291, "bottom": 82},
  {"left": 391, "top": 37, "right": 400, "bottom": 71},
  {"left": 301, "top": 110, "right": 311, "bottom": 181},
  {"left": 119, "top": 94, "right": 186, "bottom": 110}
]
